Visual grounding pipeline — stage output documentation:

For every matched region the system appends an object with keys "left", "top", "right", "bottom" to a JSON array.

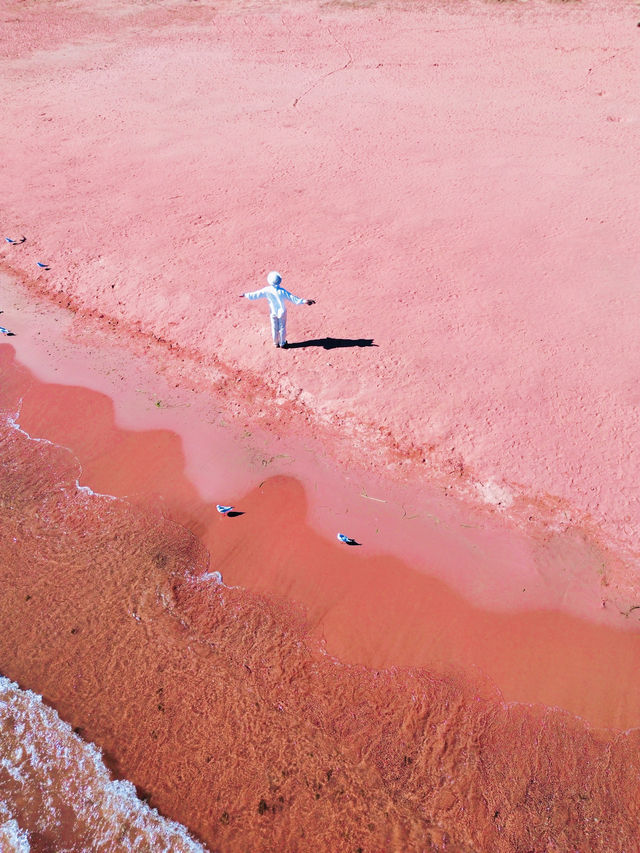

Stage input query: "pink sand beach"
[{"left": 1, "top": 0, "right": 640, "bottom": 850}]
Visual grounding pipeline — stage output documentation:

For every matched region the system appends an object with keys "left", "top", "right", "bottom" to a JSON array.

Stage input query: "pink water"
[{"left": 2, "top": 339, "right": 640, "bottom": 851}]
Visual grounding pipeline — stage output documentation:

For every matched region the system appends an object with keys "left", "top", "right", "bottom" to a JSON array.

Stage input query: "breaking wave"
[{"left": 0, "top": 677, "right": 204, "bottom": 852}]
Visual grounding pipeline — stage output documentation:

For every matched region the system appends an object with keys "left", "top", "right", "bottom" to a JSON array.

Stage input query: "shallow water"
[
  {"left": 2, "top": 345, "right": 640, "bottom": 850},
  {"left": 3, "top": 342, "right": 640, "bottom": 731},
  {"left": 0, "top": 678, "right": 204, "bottom": 853}
]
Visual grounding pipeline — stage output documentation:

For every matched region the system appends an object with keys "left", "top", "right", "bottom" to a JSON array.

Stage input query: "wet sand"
[
  {"left": 2, "top": 345, "right": 640, "bottom": 851},
  {"left": 2, "top": 339, "right": 640, "bottom": 732},
  {"left": 2, "top": 335, "right": 640, "bottom": 850}
]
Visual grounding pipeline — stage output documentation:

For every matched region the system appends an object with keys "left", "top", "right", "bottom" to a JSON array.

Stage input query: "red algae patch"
[{"left": 1, "top": 372, "right": 640, "bottom": 852}]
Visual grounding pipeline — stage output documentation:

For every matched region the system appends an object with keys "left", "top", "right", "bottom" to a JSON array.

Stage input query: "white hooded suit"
[{"left": 244, "top": 272, "right": 308, "bottom": 346}]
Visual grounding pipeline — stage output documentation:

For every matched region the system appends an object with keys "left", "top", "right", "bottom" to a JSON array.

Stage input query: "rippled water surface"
[{"left": 2, "top": 340, "right": 640, "bottom": 851}]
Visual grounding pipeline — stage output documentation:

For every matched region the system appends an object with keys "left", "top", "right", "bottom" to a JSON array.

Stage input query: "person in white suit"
[{"left": 240, "top": 271, "right": 315, "bottom": 348}]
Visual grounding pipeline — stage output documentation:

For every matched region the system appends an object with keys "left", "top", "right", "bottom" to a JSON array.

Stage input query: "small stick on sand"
[{"left": 360, "top": 488, "right": 386, "bottom": 503}]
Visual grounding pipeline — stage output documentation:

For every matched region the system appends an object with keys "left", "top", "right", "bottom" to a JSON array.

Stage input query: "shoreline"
[
  {"left": 2, "top": 357, "right": 640, "bottom": 850},
  {"left": 0, "top": 677, "right": 205, "bottom": 852},
  {"left": 2, "top": 273, "right": 640, "bottom": 731},
  {"left": 4, "top": 248, "right": 640, "bottom": 597},
  {"left": 2, "top": 0, "right": 640, "bottom": 846},
  {"left": 1, "top": 269, "right": 635, "bottom": 629}
]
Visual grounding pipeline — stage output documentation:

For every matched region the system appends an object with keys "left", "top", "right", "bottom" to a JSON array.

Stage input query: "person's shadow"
[{"left": 285, "top": 337, "right": 377, "bottom": 350}]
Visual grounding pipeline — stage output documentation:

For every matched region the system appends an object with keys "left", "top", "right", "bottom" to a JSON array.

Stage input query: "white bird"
[{"left": 216, "top": 504, "right": 234, "bottom": 515}]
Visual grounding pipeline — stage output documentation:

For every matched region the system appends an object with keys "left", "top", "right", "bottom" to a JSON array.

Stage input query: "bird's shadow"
[
  {"left": 226, "top": 511, "right": 244, "bottom": 518},
  {"left": 285, "top": 337, "right": 377, "bottom": 350}
]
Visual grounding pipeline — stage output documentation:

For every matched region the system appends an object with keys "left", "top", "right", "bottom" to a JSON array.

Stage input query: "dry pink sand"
[{"left": 2, "top": 0, "right": 640, "bottom": 571}]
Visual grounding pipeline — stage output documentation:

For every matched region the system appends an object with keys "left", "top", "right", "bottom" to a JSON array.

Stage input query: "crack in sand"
[{"left": 292, "top": 27, "right": 353, "bottom": 109}]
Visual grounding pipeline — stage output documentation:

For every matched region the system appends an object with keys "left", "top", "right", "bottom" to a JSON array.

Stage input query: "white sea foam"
[
  {"left": 6, "top": 413, "right": 56, "bottom": 447},
  {"left": 3, "top": 412, "right": 118, "bottom": 502},
  {"left": 0, "top": 817, "right": 30, "bottom": 853},
  {"left": 0, "top": 677, "right": 205, "bottom": 852},
  {"left": 194, "top": 570, "right": 243, "bottom": 591},
  {"left": 74, "top": 481, "right": 117, "bottom": 501},
  {"left": 199, "top": 570, "right": 224, "bottom": 584}
]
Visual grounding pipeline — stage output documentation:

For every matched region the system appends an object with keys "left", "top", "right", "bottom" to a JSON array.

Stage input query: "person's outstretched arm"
[
  {"left": 239, "top": 288, "right": 269, "bottom": 299},
  {"left": 281, "top": 288, "right": 315, "bottom": 306}
]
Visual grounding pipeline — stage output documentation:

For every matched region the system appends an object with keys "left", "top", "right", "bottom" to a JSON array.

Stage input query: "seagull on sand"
[
  {"left": 337, "top": 533, "right": 360, "bottom": 546},
  {"left": 216, "top": 504, "right": 234, "bottom": 515}
]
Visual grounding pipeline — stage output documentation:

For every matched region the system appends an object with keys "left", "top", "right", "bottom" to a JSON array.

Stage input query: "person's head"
[{"left": 267, "top": 271, "right": 282, "bottom": 287}]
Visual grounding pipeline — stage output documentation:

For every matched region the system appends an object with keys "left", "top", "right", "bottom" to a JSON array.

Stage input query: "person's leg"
[
  {"left": 270, "top": 313, "right": 279, "bottom": 346},
  {"left": 279, "top": 312, "right": 287, "bottom": 347}
]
